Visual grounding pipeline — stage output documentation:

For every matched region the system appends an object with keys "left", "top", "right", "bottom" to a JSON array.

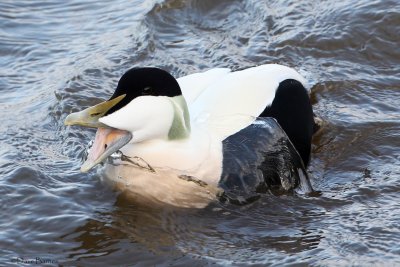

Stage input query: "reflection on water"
[
  {"left": 60, "top": 193, "right": 329, "bottom": 265},
  {"left": 1, "top": 0, "right": 400, "bottom": 265}
]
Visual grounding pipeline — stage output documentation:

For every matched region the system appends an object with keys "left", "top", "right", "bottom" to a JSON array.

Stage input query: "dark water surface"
[{"left": 1, "top": 0, "right": 400, "bottom": 265}]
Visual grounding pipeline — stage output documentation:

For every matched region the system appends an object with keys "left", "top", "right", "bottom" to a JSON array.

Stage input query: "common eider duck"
[{"left": 65, "top": 64, "right": 315, "bottom": 207}]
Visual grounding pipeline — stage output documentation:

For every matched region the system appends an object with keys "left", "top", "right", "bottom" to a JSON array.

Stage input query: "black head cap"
[{"left": 105, "top": 67, "right": 182, "bottom": 115}]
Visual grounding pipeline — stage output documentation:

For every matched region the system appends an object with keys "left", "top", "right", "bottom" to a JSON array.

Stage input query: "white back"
[
  {"left": 181, "top": 64, "right": 308, "bottom": 140},
  {"left": 177, "top": 68, "right": 231, "bottom": 105}
]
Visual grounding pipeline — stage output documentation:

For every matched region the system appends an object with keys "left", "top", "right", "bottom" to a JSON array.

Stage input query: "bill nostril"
[
  {"left": 90, "top": 112, "right": 101, "bottom": 117},
  {"left": 104, "top": 144, "right": 108, "bottom": 150}
]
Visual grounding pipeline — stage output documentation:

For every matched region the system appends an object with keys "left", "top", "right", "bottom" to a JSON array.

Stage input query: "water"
[{"left": 1, "top": 0, "right": 399, "bottom": 265}]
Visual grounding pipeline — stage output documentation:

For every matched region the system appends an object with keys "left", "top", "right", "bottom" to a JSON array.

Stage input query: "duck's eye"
[{"left": 142, "top": 86, "right": 153, "bottom": 96}]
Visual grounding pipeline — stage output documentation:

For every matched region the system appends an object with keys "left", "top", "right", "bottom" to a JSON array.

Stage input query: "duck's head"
[{"left": 65, "top": 67, "right": 191, "bottom": 172}]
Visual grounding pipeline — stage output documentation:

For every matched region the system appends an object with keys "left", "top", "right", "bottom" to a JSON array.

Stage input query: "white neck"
[{"left": 99, "top": 95, "right": 191, "bottom": 143}]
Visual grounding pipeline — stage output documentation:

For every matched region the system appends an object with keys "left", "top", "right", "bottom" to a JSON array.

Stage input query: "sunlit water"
[{"left": 1, "top": 0, "right": 399, "bottom": 265}]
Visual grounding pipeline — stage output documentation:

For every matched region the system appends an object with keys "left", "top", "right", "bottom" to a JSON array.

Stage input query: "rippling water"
[{"left": 1, "top": 0, "right": 399, "bottom": 265}]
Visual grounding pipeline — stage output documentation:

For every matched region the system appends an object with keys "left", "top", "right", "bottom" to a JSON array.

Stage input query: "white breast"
[{"left": 101, "top": 125, "right": 223, "bottom": 208}]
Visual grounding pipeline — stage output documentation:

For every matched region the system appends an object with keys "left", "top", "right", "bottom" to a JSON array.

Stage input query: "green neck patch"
[{"left": 168, "top": 96, "right": 191, "bottom": 140}]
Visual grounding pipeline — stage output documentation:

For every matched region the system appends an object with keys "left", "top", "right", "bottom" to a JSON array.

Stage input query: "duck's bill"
[
  {"left": 81, "top": 127, "right": 132, "bottom": 172},
  {"left": 64, "top": 94, "right": 126, "bottom": 128}
]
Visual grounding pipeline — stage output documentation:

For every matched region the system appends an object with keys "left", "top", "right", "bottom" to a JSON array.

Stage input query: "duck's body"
[{"left": 65, "top": 64, "right": 314, "bottom": 207}]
